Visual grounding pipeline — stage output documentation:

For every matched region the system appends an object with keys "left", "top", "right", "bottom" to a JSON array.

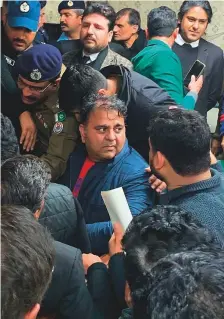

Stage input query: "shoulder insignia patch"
[{"left": 53, "top": 122, "right": 63, "bottom": 134}]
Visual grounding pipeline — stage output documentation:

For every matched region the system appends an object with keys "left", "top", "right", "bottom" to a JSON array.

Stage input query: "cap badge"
[
  {"left": 53, "top": 122, "right": 64, "bottom": 134},
  {"left": 20, "top": 2, "right": 30, "bottom": 13},
  {"left": 30, "top": 69, "right": 42, "bottom": 81},
  {"left": 67, "top": 1, "right": 73, "bottom": 7}
]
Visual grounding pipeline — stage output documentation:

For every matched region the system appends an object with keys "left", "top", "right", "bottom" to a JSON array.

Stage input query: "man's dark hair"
[
  {"left": 178, "top": 1, "right": 213, "bottom": 23},
  {"left": 1, "top": 205, "right": 55, "bottom": 319},
  {"left": 145, "top": 252, "right": 224, "bottom": 319},
  {"left": 122, "top": 205, "right": 223, "bottom": 319},
  {"left": 147, "top": 6, "right": 178, "bottom": 37},
  {"left": 59, "top": 64, "right": 107, "bottom": 113},
  {"left": 39, "top": 0, "right": 47, "bottom": 9},
  {"left": 116, "top": 8, "right": 141, "bottom": 29},
  {"left": 148, "top": 108, "right": 211, "bottom": 175},
  {"left": 80, "top": 94, "right": 127, "bottom": 124},
  {"left": 82, "top": 2, "right": 116, "bottom": 31},
  {"left": 1, "top": 113, "right": 19, "bottom": 162},
  {"left": 1, "top": 155, "right": 51, "bottom": 213}
]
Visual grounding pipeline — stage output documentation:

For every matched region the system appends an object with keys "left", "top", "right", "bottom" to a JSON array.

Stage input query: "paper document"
[{"left": 101, "top": 187, "right": 133, "bottom": 231}]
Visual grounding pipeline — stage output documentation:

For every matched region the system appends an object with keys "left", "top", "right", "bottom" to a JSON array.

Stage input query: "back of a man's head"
[
  {"left": 122, "top": 205, "right": 219, "bottom": 294},
  {"left": 147, "top": 6, "right": 178, "bottom": 38},
  {"left": 1, "top": 205, "right": 55, "bottom": 319},
  {"left": 1, "top": 155, "right": 51, "bottom": 213},
  {"left": 148, "top": 108, "right": 211, "bottom": 176},
  {"left": 1, "top": 113, "right": 19, "bottom": 162},
  {"left": 59, "top": 64, "right": 107, "bottom": 113},
  {"left": 132, "top": 251, "right": 224, "bottom": 319}
]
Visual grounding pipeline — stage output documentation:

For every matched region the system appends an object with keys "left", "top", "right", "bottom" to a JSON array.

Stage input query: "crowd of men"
[{"left": 1, "top": 1, "right": 224, "bottom": 319}]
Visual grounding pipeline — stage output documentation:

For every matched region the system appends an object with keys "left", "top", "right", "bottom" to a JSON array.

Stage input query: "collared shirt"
[
  {"left": 57, "top": 32, "right": 70, "bottom": 41},
  {"left": 175, "top": 33, "right": 199, "bottom": 48},
  {"left": 82, "top": 51, "right": 100, "bottom": 64}
]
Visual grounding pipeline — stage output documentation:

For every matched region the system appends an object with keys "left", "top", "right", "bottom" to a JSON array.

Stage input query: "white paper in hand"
[{"left": 101, "top": 187, "right": 133, "bottom": 231}]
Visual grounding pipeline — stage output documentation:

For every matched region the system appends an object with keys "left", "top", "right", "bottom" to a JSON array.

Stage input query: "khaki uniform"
[{"left": 32, "top": 91, "right": 78, "bottom": 181}]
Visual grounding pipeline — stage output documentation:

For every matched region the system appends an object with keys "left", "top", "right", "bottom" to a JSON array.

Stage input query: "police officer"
[
  {"left": 15, "top": 44, "right": 78, "bottom": 181},
  {"left": 2, "top": 1, "right": 41, "bottom": 152},
  {"left": 57, "top": 0, "right": 85, "bottom": 41}
]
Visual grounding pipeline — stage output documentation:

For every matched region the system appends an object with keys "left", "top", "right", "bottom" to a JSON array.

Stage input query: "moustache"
[
  {"left": 13, "top": 38, "right": 26, "bottom": 44},
  {"left": 84, "top": 36, "right": 95, "bottom": 41},
  {"left": 60, "top": 23, "right": 68, "bottom": 27}
]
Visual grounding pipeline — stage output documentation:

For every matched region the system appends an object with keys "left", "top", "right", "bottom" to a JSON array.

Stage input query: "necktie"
[{"left": 82, "top": 55, "right": 91, "bottom": 64}]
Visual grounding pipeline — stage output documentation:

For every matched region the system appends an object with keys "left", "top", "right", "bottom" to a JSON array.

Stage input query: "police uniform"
[{"left": 16, "top": 44, "right": 78, "bottom": 181}]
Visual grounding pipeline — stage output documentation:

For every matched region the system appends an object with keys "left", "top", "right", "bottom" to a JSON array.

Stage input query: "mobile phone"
[{"left": 184, "top": 60, "right": 206, "bottom": 87}]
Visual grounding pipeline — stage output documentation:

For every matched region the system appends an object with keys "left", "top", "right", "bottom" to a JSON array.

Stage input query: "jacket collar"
[{"left": 160, "top": 168, "right": 222, "bottom": 204}]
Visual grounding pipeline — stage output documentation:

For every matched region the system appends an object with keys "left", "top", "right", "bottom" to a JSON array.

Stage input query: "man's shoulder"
[
  {"left": 62, "top": 49, "right": 80, "bottom": 67},
  {"left": 54, "top": 241, "right": 81, "bottom": 271},
  {"left": 117, "top": 144, "right": 148, "bottom": 173},
  {"left": 103, "top": 48, "right": 133, "bottom": 69},
  {"left": 200, "top": 38, "right": 224, "bottom": 57}
]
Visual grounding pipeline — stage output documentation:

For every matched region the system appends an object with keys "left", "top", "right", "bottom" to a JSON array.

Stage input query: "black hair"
[
  {"left": 178, "top": 1, "right": 213, "bottom": 23},
  {"left": 1, "top": 155, "right": 51, "bottom": 213},
  {"left": 148, "top": 108, "right": 211, "bottom": 176},
  {"left": 122, "top": 205, "right": 223, "bottom": 319},
  {"left": 39, "top": 1, "right": 47, "bottom": 9},
  {"left": 144, "top": 251, "right": 224, "bottom": 319},
  {"left": 59, "top": 64, "right": 107, "bottom": 113},
  {"left": 116, "top": 8, "right": 141, "bottom": 29},
  {"left": 147, "top": 6, "right": 178, "bottom": 38},
  {"left": 82, "top": 2, "right": 116, "bottom": 31},
  {"left": 1, "top": 113, "right": 19, "bottom": 162},
  {"left": 80, "top": 94, "right": 127, "bottom": 124},
  {"left": 1, "top": 205, "right": 54, "bottom": 319}
]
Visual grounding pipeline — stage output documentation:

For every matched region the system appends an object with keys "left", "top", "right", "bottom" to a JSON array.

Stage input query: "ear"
[
  {"left": 34, "top": 209, "right": 41, "bottom": 220},
  {"left": 53, "top": 77, "right": 61, "bottom": 88},
  {"left": 79, "top": 124, "right": 86, "bottom": 143},
  {"left": 78, "top": 14, "right": 83, "bottom": 25},
  {"left": 145, "top": 28, "right": 150, "bottom": 40},
  {"left": 108, "top": 30, "right": 113, "bottom": 43},
  {"left": 98, "top": 88, "right": 107, "bottom": 95},
  {"left": 132, "top": 24, "right": 138, "bottom": 34},
  {"left": 154, "top": 151, "right": 165, "bottom": 170},
  {"left": 24, "top": 304, "right": 40, "bottom": 319},
  {"left": 173, "top": 27, "right": 179, "bottom": 40}
]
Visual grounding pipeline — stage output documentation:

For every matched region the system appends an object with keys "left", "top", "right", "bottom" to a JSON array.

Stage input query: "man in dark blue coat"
[{"left": 60, "top": 95, "right": 155, "bottom": 255}]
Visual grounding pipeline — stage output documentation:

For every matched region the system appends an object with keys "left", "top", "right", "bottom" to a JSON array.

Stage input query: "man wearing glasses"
[{"left": 15, "top": 43, "right": 78, "bottom": 181}]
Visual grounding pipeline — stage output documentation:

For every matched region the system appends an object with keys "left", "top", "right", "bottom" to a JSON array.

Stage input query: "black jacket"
[
  {"left": 113, "top": 29, "right": 147, "bottom": 60},
  {"left": 40, "top": 241, "right": 113, "bottom": 319},
  {"left": 40, "top": 183, "right": 91, "bottom": 253},
  {"left": 101, "top": 65, "right": 177, "bottom": 161},
  {"left": 173, "top": 38, "right": 224, "bottom": 116}
]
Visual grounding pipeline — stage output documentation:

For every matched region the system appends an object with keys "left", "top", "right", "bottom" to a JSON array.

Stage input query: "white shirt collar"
[
  {"left": 82, "top": 51, "right": 100, "bottom": 63},
  {"left": 175, "top": 33, "right": 199, "bottom": 48}
]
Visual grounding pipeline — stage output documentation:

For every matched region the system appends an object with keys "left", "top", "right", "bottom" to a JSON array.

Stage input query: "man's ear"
[
  {"left": 98, "top": 88, "right": 107, "bottom": 95},
  {"left": 53, "top": 77, "right": 61, "bottom": 88},
  {"left": 132, "top": 24, "right": 139, "bottom": 34},
  {"left": 79, "top": 124, "right": 86, "bottom": 143},
  {"left": 145, "top": 28, "right": 150, "bottom": 40},
  {"left": 78, "top": 14, "right": 83, "bottom": 25},
  {"left": 108, "top": 30, "right": 113, "bottom": 43},
  {"left": 24, "top": 303, "right": 40, "bottom": 319},
  {"left": 154, "top": 151, "right": 165, "bottom": 170},
  {"left": 173, "top": 27, "right": 179, "bottom": 40}
]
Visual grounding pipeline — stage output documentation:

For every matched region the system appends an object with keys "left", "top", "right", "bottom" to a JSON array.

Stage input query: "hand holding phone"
[
  {"left": 188, "top": 74, "right": 203, "bottom": 94},
  {"left": 184, "top": 60, "right": 206, "bottom": 87}
]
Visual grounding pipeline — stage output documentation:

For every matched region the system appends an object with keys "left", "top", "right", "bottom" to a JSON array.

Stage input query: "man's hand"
[
  {"left": 82, "top": 253, "right": 102, "bottom": 274},
  {"left": 109, "top": 223, "right": 123, "bottom": 257},
  {"left": 145, "top": 167, "right": 167, "bottom": 193},
  {"left": 221, "top": 136, "right": 224, "bottom": 152},
  {"left": 19, "top": 111, "right": 37, "bottom": 152},
  {"left": 188, "top": 75, "right": 203, "bottom": 94}
]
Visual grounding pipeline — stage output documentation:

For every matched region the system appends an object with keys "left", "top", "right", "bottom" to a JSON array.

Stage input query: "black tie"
[{"left": 82, "top": 55, "right": 91, "bottom": 64}]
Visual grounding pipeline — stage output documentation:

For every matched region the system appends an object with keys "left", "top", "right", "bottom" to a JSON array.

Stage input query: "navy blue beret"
[
  {"left": 39, "top": 1, "right": 47, "bottom": 9},
  {"left": 58, "top": 0, "right": 85, "bottom": 13},
  {"left": 15, "top": 44, "right": 62, "bottom": 82}
]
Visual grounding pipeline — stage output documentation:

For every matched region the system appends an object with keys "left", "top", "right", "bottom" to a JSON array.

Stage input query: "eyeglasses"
[{"left": 17, "top": 76, "right": 52, "bottom": 94}]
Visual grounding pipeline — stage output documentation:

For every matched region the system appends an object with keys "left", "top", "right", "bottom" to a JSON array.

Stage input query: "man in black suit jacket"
[{"left": 173, "top": 0, "right": 224, "bottom": 117}]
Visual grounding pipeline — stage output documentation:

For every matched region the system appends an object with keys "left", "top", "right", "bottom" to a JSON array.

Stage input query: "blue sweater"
[
  {"left": 160, "top": 162, "right": 224, "bottom": 247},
  {"left": 61, "top": 140, "right": 154, "bottom": 254}
]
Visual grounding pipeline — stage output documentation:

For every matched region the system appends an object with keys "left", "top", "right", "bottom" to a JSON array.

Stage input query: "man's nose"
[
  {"left": 106, "top": 129, "right": 116, "bottom": 141},
  {"left": 87, "top": 25, "right": 94, "bottom": 34},
  {"left": 113, "top": 25, "right": 119, "bottom": 33},
  {"left": 192, "top": 20, "right": 199, "bottom": 29},
  {"left": 22, "top": 87, "right": 33, "bottom": 97}
]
